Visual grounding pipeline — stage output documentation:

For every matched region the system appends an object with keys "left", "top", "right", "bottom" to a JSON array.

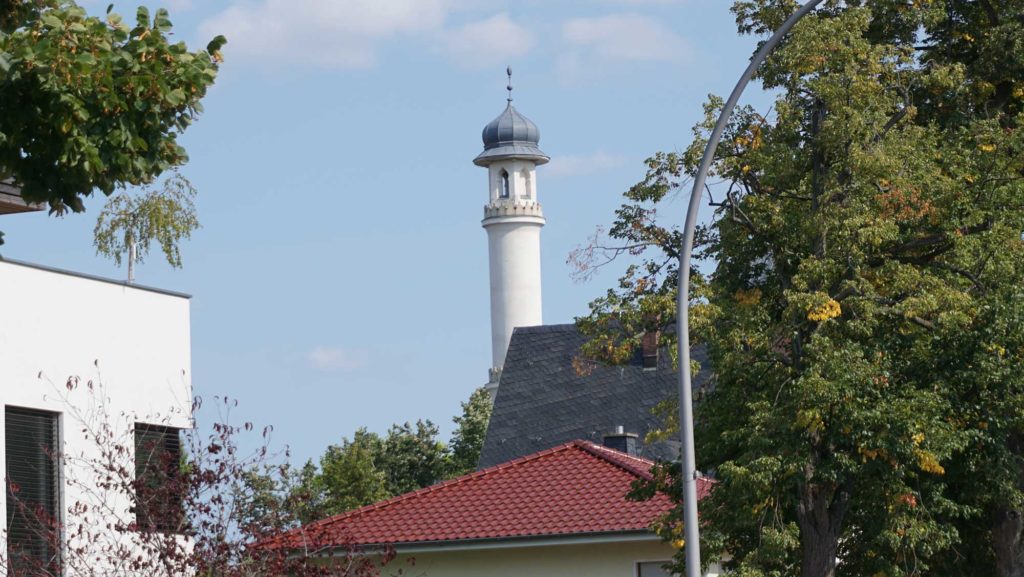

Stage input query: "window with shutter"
[
  {"left": 134, "top": 424, "right": 183, "bottom": 533},
  {"left": 5, "top": 406, "right": 61, "bottom": 576}
]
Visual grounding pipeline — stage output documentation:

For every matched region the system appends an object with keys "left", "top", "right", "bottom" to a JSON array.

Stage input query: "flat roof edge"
[{"left": 0, "top": 257, "right": 192, "bottom": 299}]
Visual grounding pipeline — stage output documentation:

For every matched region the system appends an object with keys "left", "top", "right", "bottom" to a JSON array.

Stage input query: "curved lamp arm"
[{"left": 675, "top": 2, "right": 826, "bottom": 576}]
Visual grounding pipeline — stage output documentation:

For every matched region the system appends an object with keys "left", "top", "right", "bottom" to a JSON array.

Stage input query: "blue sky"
[{"left": 3, "top": 0, "right": 774, "bottom": 466}]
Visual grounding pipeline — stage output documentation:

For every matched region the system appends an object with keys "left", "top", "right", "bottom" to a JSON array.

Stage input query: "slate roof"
[
  {"left": 478, "top": 324, "right": 710, "bottom": 469},
  {"left": 264, "top": 441, "right": 711, "bottom": 550}
]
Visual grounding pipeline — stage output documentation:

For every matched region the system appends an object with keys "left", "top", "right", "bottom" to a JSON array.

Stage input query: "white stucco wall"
[
  {"left": 0, "top": 259, "right": 192, "bottom": 575},
  {"left": 385, "top": 538, "right": 721, "bottom": 577}
]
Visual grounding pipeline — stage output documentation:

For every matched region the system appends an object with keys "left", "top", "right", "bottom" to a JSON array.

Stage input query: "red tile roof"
[{"left": 266, "top": 440, "right": 713, "bottom": 550}]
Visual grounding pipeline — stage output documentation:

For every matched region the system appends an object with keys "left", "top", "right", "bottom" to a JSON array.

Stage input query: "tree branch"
[
  {"left": 909, "top": 316, "right": 935, "bottom": 331},
  {"left": 929, "top": 261, "right": 987, "bottom": 294},
  {"left": 886, "top": 221, "right": 993, "bottom": 256}
]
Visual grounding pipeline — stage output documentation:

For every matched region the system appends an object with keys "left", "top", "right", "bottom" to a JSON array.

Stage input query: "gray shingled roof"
[{"left": 478, "top": 323, "right": 710, "bottom": 469}]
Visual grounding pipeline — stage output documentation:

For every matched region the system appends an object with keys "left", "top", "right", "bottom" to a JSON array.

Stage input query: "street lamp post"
[{"left": 675, "top": 2, "right": 826, "bottom": 577}]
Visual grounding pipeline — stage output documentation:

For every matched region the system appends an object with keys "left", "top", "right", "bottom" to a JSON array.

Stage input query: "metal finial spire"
[{"left": 506, "top": 66, "right": 513, "bottom": 103}]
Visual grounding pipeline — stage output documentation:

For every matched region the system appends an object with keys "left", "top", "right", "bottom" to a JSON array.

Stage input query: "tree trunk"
[
  {"left": 994, "top": 507, "right": 1024, "bottom": 577},
  {"left": 796, "top": 469, "right": 851, "bottom": 577},
  {"left": 995, "top": 433, "right": 1024, "bottom": 577}
]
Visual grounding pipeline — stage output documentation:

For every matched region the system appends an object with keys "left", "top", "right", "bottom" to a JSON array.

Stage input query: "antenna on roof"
[{"left": 506, "top": 66, "right": 513, "bottom": 103}]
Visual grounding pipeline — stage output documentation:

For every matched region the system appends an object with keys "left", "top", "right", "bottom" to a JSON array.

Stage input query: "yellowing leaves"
[
  {"left": 808, "top": 299, "right": 842, "bottom": 322},
  {"left": 735, "top": 288, "right": 762, "bottom": 306},
  {"left": 733, "top": 125, "right": 763, "bottom": 150},
  {"left": 978, "top": 143, "right": 997, "bottom": 153},
  {"left": 985, "top": 343, "right": 1007, "bottom": 358},
  {"left": 875, "top": 187, "right": 936, "bottom": 223},
  {"left": 916, "top": 449, "right": 945, "bottom": 475}
]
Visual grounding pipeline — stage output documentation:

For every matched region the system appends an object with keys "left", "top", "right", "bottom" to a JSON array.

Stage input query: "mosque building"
[{"left": 471, "top": 70, "right": 709, "bottom": 469}]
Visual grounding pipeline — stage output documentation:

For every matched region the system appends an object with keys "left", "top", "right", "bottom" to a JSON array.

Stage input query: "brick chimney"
[
  {"left": 641, "top": 330, "right": 659, "bottom": 369},
  {"left": 602, "top": 426, "right": 638, "bottom": 456}
]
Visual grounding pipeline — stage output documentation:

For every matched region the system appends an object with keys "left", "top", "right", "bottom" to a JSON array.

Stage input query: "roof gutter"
[{"left": 311, "top": 530, "right": 660, "bottom": 558}]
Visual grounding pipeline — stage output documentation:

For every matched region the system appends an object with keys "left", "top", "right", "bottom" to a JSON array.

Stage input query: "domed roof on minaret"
[{"left": 474, "top": 68, "right": 549, "bottom": 167}]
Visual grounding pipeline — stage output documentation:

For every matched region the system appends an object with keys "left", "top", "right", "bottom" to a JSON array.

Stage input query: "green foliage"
[
  {"left": 448, "top": 387, "right": 493, "bottom": 477},
  {"left": 378, "top": 420, "right": 449, "bottom": 496},
  {"left": 583, "top": 1, "right": 1024, "bottom": 575},
  {"left": 253, "top": 388, "right": 495, "bottom": 524},
  {"left": 93, "top": 171, "right": 199, "bottom": 269},
  {"left": 319, "top": 429, "right": 390, "bottom": 515},
  {"left": 0, "top": 1, "right": 225, "bottom": 214}
]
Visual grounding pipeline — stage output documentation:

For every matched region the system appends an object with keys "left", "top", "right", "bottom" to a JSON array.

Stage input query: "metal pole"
[
  {"left": 676, "top": 2, "right": 825, "bottom": 576},
  {"left": 128, "top": 239, "right": 136, "bottom": 283}
]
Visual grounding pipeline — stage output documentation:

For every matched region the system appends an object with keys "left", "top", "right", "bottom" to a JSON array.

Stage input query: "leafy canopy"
[
  {"left": 247, "top": 388, "right": 495, "bottom": 524},
  {"left": 578, "top": 1, "right": 1024, "bottom": 576},
  {"left": 0, "top": 1, "right": 225, "bottom": 213}
]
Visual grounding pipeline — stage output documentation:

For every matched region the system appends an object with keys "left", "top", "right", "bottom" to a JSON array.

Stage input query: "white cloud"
[
  {"left": 558, "top": 14, "right": 690, "bottom": 81},
  {"left": 544, "top": 151, "right": 628, "bottom": 178},
  {"left": 438, "top": 13, "right": 534, "bottom": 69},
  {"left": 307, "top": 346, "right": 369, "bottom": 372},
  {"left": 198, "top": 0, "right": 448, "bottom": 68}
]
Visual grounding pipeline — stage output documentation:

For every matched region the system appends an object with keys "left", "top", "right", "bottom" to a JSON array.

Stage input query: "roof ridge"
[
  {"left": 301, "top": 441, "right": 584, "bottom": 533},
  {"left": 572, "top": 440, "right": 656, "bottom": 480},
  {"left": 511, "top": 323, "right": 576, "bottom": 334}
]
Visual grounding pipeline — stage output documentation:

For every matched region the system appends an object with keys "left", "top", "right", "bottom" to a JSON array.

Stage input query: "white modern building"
[
  {"left": 0, "top": 189, "right": 192, "bottom": 576},
  {"left": 474, "top": 70, "right": 548, "bottom": 399}
]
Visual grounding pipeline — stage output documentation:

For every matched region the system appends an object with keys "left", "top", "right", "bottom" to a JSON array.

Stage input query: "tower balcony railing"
[{"left": 483, "top": 198, "right": 544, "bottom": 220}]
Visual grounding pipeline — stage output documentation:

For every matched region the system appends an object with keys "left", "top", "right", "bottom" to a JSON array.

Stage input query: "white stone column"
[{"left": 482, "top": 204, "right": 544, "bottom": 374}]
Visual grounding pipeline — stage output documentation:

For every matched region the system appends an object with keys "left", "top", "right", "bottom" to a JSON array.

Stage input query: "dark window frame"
[
  {"left": 5, "top": 406, "right": 62, "bottom": 577},
  {"left": 133, "top": 423, "right": 184, "bottom": 534},
  {"left": 500, "top": 169, "right": 510, "bottom": 198}
]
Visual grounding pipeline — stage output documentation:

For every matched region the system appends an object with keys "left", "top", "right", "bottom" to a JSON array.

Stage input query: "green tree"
[
  {"left": 289, "top": 423, "right": 447, "bottom": 517},
  {"left": 318, "top": 429, "right": 389, "bottom": 515},
  {"left": 234, "top": 461, "right": 327, "bottom": 533},
  {"left": 379, "top": 420, "right": 448, "bottom": 495},
  {"left": 0, "top": 1, "right": 224, "bottom": 215},
  {"left": 579, "top": 1, "right": 1024, "bottom": 575},
  {"left": 448, "top": 387, "right": 493, "bottom": 476},
  {"left": 260, "top": 389, "right": 493, "bottom": 523},
  {"left": 93, "top": 172, "right": 199, "bottom": 281}
]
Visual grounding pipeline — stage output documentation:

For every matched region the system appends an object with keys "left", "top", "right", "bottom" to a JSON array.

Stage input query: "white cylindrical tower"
[{"left": 474, "top": 72, "right": 548, "bottom": 398}]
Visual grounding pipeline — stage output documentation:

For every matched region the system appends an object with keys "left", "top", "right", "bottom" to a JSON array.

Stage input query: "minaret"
[{"left": 474, "top": 68, "right": 548, "bottom": 400}]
